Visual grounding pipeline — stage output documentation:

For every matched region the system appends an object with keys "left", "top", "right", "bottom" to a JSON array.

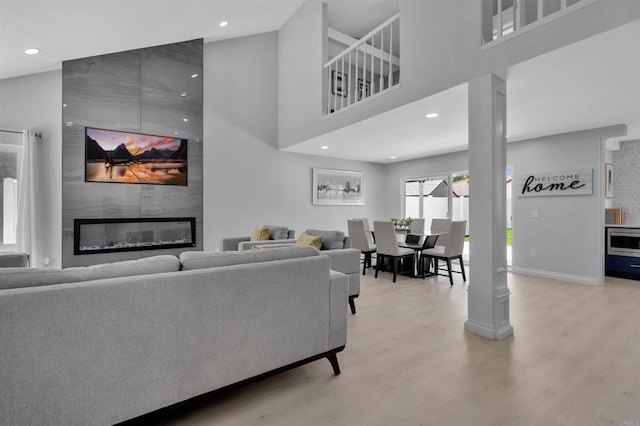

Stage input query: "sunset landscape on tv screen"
[{"left": 85, "top": 127, "right": 187, "bottom": 186}]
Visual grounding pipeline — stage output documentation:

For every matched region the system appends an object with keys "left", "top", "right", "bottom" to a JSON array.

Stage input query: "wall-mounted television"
[{"left": 85, "top": 127, "right": 188, "bottom": 186}]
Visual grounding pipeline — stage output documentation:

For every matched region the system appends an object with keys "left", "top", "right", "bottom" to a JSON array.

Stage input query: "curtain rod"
[{"left": 0, "top": 129, "right": 43, "bottom": 138}]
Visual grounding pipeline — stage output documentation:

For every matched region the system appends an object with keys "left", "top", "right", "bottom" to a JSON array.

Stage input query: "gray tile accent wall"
[
  {"left": 62, "top": 39, "right": 203, "bottom": 267},
  {"left": 612, "top": 140, "right": 640, "bottom": 224}
]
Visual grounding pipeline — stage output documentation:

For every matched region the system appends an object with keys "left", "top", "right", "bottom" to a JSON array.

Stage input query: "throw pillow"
[
  {"left": 265, "top": 225, "right": 289, "bottom": 240},
  {"left": 250, "top": 226, "right": 270, "bottom": 241},
  {"left": 305, "top": 229, "right": 345, "bottom": 250},
  {"left": 296, "top": 232, "right": 323, "bottom": 250}
]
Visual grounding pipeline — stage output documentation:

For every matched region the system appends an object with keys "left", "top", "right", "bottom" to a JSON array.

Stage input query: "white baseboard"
[
  {"left": 464, "top": 319, "right": 513, "bottom": 340},
  {"left": 510, "top": 266, "right": 601, "bottom": 286}
]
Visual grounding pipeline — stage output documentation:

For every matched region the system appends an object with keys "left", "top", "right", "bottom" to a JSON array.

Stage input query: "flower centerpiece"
[{"left": 390, "top": 217, "right": 413, "bottom": 230}]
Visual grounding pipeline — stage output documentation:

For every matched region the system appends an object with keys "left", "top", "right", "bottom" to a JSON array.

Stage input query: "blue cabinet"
[{"left": 605, "top": 254, "right": 640, "bottom": 280}]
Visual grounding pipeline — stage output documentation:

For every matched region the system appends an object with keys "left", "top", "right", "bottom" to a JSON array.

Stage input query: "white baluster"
[
  {"left": 332, "top": 63, "right": 337, "bottom": 113},
  {"left": 340, "top": 57, "right": 345, "bottom": 109},
  {"left": 362, "top": 41, "right": 367, "bottom": 100},
  {"left": 389, "top": 21, "right": 393, "bottom": 87},
  {"left": 538, "top": 0, "right": 543, "bottom": 20},
  {"left": 497, "top": 0, "right": 503, "bottom": 39},
  {"left": 347, "top": 50, "right": 352, "bottom": 106},
  {"left": 370, "top": 36, "right": 374, "bottom": 96},
  {"left": 379, "top": 30, "right": 384, "bottom": 91}
]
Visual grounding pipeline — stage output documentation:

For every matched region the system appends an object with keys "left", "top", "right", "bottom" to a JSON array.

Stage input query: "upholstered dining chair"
[
  {"left": 420, "top": 220, "right": 467, "bottom": 285},
  {"left": 373, "top": 221, "right": 415, "bottom": 283},
  {"left": 430, "top": 218, "right": 452, "bottom": 247},
  {"left": 352, "top": 217, "right": 375, "bottom": 244},
  {"left": 410, "top": 218, "right": 426, "bottom": 234},
  {"left": 347, "top": 219, "right": 376, "bottom": 275}
]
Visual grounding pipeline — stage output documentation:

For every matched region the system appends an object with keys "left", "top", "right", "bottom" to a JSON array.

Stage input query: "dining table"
[{"left": 398, "top": 231, "right": 444, "bottom": 278}]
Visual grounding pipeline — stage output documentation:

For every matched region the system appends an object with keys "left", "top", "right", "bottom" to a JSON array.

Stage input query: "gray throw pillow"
[
  {"left": 265, "top": 225, "right": 289, "bottom": 240},
  {"left": 305, "top": 229, "right": 345, "bottom": 250}
]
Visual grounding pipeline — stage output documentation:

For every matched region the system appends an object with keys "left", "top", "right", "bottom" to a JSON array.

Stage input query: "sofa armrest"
[
  {"left": 328, "top": 269, "right": 348, "bottom": 349},
  {"left": 238, "top": 239, "right": 297, "bottom": 251},
  {"left": 322, "top": 248, "right": 361, "bottom": 298},
  {"left": 221, "top": 236, "right": 250, "bottom": 251},
  {"left": 322, "top": 248, "right": 360, "bottom": 276}
]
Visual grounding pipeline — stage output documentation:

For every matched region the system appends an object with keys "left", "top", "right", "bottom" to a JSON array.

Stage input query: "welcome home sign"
[{"left": 516, "top": 169, "right": 593, "bottom": 197}]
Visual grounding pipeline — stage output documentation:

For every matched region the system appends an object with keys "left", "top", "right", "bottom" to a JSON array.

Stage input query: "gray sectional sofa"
[
  {"left": 0, "top": 246, "right": 348, "bottom": 426},
  {"left": 222, "top": 228, "right": 361, "bottom": 314}
]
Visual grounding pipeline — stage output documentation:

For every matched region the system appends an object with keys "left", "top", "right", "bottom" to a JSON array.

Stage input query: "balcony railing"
[
  {"left": 483, "top": 0, "right": 599, "bottom": 46},
  {"left": 324, "top": 13, "right": 400, "bottom": 115}
]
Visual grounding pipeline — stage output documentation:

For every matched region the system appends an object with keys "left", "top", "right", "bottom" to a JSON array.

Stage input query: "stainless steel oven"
[{"left": 608, "top": 227, "right": 640, "bottom": 258}]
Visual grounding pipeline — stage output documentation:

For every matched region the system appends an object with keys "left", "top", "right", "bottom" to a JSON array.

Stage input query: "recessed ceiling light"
[
  {"left": 320, "top": 146, "right": 329, "bottom": 150},
  {"left": 174, "top": 132, "right": 179, "bottom": 135},
  {"left": 425, "top": 113, "right": 439, "bottom": 118},
  {"left": 62, "top": 103, "right": 67, "bottom": 108},
  {"left": 180, "top": 92, "right": 187, "bottom": 97},
  {"left": 25, "top": 48, "right": 40, "bottom": 55},
  {"left": 389, "top": 156, "right": 397, "bottom": 159},
  {"left": 219, "top": 21, "right": 228, "bottom": 27},
  {"left": 183, "top": 118, "right": 189, "bottom": 122},
  {"left": 191, "top": 73, "right": 198, "bottom": 78}
]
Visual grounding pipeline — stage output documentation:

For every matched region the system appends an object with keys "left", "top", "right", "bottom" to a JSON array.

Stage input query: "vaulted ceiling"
[{"left": 1, "top": 1, "right": 638, "bottom": 164}]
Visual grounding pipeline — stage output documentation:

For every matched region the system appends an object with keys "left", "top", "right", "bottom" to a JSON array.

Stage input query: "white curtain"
[{"left": 16, "top": 129, "right": 41, "bottom": 267}]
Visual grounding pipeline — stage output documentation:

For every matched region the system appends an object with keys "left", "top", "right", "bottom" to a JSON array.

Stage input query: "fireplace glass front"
[{"left": 74, "top": 217, "right": 195, "bottom": 255}]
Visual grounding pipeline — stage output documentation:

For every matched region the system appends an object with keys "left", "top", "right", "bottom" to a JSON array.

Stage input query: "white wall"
[
  {"left": 0, "top": 71, "right": 62, "bottom": 267},
  {"left": 277, "top": 0, "right": 640, "bottom": 148},
  {"left": 509, "top": 125, "right": 625, "bottom": 284},
  {"left": 204, "top": 32, "right": 386, "bottom": 250}
]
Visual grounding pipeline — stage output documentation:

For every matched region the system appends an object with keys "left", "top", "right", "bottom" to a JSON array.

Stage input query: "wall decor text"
[{"left": 517, "top": 169, "right": 593, "bottom": 197}]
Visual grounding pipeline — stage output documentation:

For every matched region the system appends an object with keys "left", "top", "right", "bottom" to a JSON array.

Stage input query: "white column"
[{"left": 466, "top": 74, "right": 513, "bottom": 340}]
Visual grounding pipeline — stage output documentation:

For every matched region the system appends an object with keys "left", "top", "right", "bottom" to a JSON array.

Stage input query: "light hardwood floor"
[{"left": 133, "top": 269, "right": 640, "bottom": 426}]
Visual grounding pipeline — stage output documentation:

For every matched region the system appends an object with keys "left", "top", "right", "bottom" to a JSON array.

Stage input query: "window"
[
  {"left": 0, "top": 142, "right": 21, "bottom": 252},
  {"left": 404, "top": 175, "right": 451, "bottom": 222}
]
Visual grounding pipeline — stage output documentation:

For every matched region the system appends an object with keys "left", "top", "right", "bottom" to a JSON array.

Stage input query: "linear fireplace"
[{"left": 74, "top": 217, "right": 196, "bottom": 255}]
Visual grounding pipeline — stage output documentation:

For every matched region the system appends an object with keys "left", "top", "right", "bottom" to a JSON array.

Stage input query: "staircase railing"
[
  {"left": 484, "top": 0, "right": 599, "bottom": 45},
  {"left": 324, "top": 13, "right": 400, "bottom": 115}
]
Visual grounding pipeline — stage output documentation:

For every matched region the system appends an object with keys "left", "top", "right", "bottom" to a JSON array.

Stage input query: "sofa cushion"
[
  {"left": 265, "top": 225, "right": 289, "bottom": 240},
  {"left": 0, "top": 255, "right": 181, "bottom": 290},
  {"left": 250, "top": 226, "right": 270, "bottom": 241},
  {"left": 68, "top": 255, "right": 181, "bottom": 281},
  {"left": 296, "top": 232, "right": 323, "bottom": 250},
  {"left": 305, "top": 229, "right": 345, "bottom": 250},
  {"left": 179, "top": 245, "right": 319, "bottom": 270},
  {"left": 0, "top": 268, "right": 88, "bottom": 290}
]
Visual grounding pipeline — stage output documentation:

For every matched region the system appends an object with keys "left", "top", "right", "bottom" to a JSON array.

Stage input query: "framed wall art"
[
  {"left": 357, "top": 79, "right": 371, "bottom": 101},
  {"left": 605, "top": 163, "right": 613, "bottom": 198},
  {"left": 331, "top": 71, "right": 347, "bottom": 97},
  {"left": 313, "top": 168, "right": 364, "bottom": 205}
]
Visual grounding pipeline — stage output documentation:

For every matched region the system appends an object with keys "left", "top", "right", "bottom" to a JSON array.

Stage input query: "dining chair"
[
  {"left": 417, "top": 234, "right": 440, "bottom": 277},
  {"left": 430, "top": 218, "right": 452, "bottom": 247},
  {"left": 373, "top": 221, "right": 415, "bottom": 283},
  {"left": 347, "top": 219, "right": 377, "bottom": 275},
  {"left": 420, "top": 220, "right": 467, "bottom": 285},
  {"left": 352, "top": 217, "right": 375, "bottom": 244},
  {"left": 410, "top": 218, "right": 426, "bottom": 234}
]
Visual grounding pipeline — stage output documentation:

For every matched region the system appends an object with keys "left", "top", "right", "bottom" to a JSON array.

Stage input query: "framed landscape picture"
[
  {"left": 313, "top": 168, "right": 364, "bottom": 205},
  {"left": 331, "top": 71, "right": 347, "bottom": 97}
]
